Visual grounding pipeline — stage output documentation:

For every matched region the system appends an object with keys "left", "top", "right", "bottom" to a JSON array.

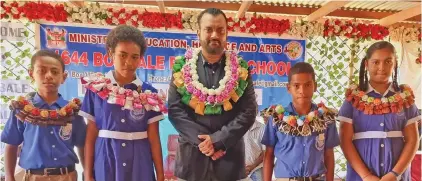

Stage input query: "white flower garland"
[{"left": 185, "top": 48, "right": 236, "bottom": 96}]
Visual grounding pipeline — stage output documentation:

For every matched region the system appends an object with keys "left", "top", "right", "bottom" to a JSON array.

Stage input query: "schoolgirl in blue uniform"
[{"left": 79, "top": 25, "right": 165, "bottom": 181}]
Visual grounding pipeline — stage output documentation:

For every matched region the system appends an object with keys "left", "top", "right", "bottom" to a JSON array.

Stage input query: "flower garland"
[
  {"left": 225, "top": 15, "right": 290, "bottom": 35},
  {"left": 9, "top": 95, "right": 81, "bottom": 126},
  {"left": 288, "top": 19, "right": 324, "bottom": 38},
  {"left": 1, "top": 1, "right": 67, "bottom": 22},
  {"left": 416, "top": 48, "right": 421, "bottom": 65},
  {"left": 323, "top": 19, "right": 389, "bottom": 40},
  {"left": 1, "top": 1, "right": 421, "bottom": 42},
  {"left": 389, "top": 26, "right": 422, "bottom": 43},
  {"left": 81, "top": 73, "right": 167, "bottom": 113},
  {"left": 263, "top": 103, "right": 337, "bottom": 136},
  {"left": 172, "top": 48, "right": 249, "bottom": 115},
  {"left": 345, "top": 84, "right": 416, "bottom": 115}
]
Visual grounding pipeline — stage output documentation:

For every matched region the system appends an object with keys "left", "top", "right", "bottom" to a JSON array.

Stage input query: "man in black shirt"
[{"left": 168, "top": 8, "right": 257, "bottom": 181}]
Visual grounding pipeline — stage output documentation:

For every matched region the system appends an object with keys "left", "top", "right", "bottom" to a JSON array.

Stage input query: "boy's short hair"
[
  {"left": 106, "top": 25, "right": 147, "bottom": 56},
  {"left": 30, "top": 50, "right": 65, "bottom": 72},
  {"left": 288, "top": 62, "right": 316, "bottom": 83}
]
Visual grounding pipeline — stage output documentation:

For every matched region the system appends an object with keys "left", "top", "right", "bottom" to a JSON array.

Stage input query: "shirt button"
[
  {"left": 54, "top": 158, "right": 57, "bottom": 161},
  {"left": 121, "top": 119, "right": 125, "bottom": 123},
  {"left": 52, "top": 145, "right": 55, "bottom": 148},
  {"left": 122, "top": 143, "right": 126, "bottom": 147},
  {"left": 380, "top": 163, "right": 384, "bottom": 167},
  {"left": 123, "top": 163, "right": 126, "bottom": 166},
  {"left": 50, "top": 131, "right": 54, "bottom": 134},
  {"left": 380, "top": 123, "right": 384, "bottom": 126},
  {"left": 302, "top": 161, "right": 305, "bottom": 164},
  {"left": 303, "top": 144, "right": 306, "bottom": 147},
  {"left": 381, "top": 144, "right": 385, "bottom": 148}
]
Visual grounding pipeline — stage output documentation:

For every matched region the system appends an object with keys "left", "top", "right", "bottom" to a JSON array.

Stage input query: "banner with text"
[{"left": 39, "top": 23, "right": 305, "bottom": 179}]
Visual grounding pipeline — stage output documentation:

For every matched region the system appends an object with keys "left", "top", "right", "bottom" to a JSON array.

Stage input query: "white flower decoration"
[{"left": 362, "top": 95, "right": 368, "bottom": 101}]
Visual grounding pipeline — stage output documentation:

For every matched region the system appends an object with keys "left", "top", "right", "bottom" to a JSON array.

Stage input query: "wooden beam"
[
  {"left": 406, "top": 14, "right": 421, "bottom": 22},
  {"left": 109, "top": 1, "right": 242, "bottom": 11},
  {"left": 156, "top": 0, "right": 166, "bottom": 13},
  {"left": 236, "top": 1, "right": 253, "bottom": 18},
  {"left": 379, "top": 4, "right": 421, "bottom": 26},
  {"left": 96, "top": 1, "right": 421, "bottom": 23},
  {"left": 68, "top": 0, "right": 84, "bottom": 7},
  {"left": 304, "top": 0, "right": 350, "bottom": 21}
]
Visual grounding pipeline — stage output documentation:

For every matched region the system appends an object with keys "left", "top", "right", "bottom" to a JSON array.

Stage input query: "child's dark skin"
[
  {"left": 84, "top": 41, "right": 164, "bottom": 181},
  {"left": 5, "top": 56, "right": 85, "bottom": 181},
  {"left": 263, "top": 73, "right": 335, "bottom": 181}
]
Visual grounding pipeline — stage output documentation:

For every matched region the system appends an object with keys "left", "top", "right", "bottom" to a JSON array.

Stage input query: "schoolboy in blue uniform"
[
  {"left": 1, "top": 50, "right": 86, "bottom": 181},
  {"left": 261, "top": 62, "right": 340, "bottom": 181}
]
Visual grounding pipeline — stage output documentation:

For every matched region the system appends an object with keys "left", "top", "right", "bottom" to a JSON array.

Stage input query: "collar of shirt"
[
  {"left": 365, "top": 83, "right": 396, "bottom": 97},
  {"left": 32, "top": 92, "right": 67, "bottom": 108},
  {"left": 250, "top": 117, "right": 265, "bottom": 131},
  {"left": 200, "top": 51, "right": 224, "bottom": 68},
  {"left": 285, "top": 102, "right": 318, "bottom": 116},
  {"left": 105, "top": 70, "right": 143, "bottom": 87}
]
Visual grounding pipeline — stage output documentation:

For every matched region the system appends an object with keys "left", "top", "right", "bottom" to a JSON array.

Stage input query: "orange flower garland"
[{"left": 345, "top": 84, "right": 415, "bottom": 115}]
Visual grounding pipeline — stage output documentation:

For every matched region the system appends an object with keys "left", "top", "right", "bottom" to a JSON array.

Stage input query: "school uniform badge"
[
  {"left": 60, "top": 124, "right": 72, "bottom": 140},
  {"left": 130, "top": 109, "right": 146, "bottom": 121},
  {"left": 315, "top": 133, "right": 325, "bottom": 151}
]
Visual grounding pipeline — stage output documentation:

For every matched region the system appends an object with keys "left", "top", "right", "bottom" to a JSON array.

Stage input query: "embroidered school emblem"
[
  {"left": 130, "top": 109, "right": 146, "bottom": 122},
  {"left": 315, "top": 133, "right": 325, "bottom": 151},
  {"left": 59, "top": 124, "right": 72, "bottom": 140}
]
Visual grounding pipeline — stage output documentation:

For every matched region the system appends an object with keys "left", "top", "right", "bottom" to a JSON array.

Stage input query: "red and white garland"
[
  {"left": 81, "top": 73, "right": 167, "bottom": 113},
  {"left": 1, "top": 1, "right": 421, "bottom": 42},
  {"left": 323, "top": 19, "right": 389, "bottom": 40},
  {"left": 345, "top": 84, "right": 415, "bottom": 115}
]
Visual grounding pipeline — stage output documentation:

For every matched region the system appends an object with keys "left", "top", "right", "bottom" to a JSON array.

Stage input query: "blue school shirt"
[
  {"left": 261, "top": 102, "right": 340, "bottom": 178},
  {"left": 338, "top": 84, "right": 421, "bottom": 181},
  {"left": 0, "top": 93, "right": 86, "bottom": 169},
  {"left": 78, "top": 71, "right": 164, "bottom": 181}
]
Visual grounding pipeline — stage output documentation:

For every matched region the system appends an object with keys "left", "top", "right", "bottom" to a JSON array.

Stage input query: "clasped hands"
[{"left": 198, "top": 135, "right": 225, "bottom": 160}]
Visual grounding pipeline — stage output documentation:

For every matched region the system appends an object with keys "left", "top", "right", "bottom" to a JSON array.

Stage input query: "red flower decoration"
[
  {"left": 10, "top": 2, "right": 68, "bottom": 22},
  {"left": 32, "top": 108, "right": 40, "bottom": 116},
  {"left": 50, "top": 110, "right": 58, "bottom": 118},
  {"left": 65, "top": 106, "right": 73, "bottom": 114},
  {"left": 105, "top": 17, "right": 112, "bottom": 25},
  {"left": 324, "top": 19, "right": 389, "bottom": 40},
  {"left": 118, "top": 18, "right": 125, "bottom": 25},
  {"left": 22, "top": 100, "right": 29, "bottom": 106}
]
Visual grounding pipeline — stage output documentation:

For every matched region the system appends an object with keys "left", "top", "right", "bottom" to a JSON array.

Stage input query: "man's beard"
[{"left": 201, "top": 39, "right": 224, "bottom": 55}]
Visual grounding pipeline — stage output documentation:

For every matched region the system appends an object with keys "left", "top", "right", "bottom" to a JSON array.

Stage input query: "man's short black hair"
[
  {"left": 106, "top": 25, "right": 147, "bottom": 56},
  {"left": 288, "top": 62, "right": 316, "bottom": 83},
  {"left": 30, "top": 50, "right": 65, "bottom": 72},
  {"left": 197, "top": 8, "right": 228, "bottom": 28}
]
